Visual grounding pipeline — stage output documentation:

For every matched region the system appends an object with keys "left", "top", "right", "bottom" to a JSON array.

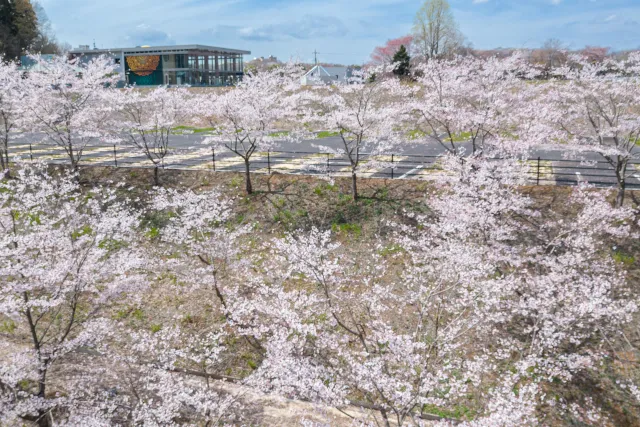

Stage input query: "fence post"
[
  {"left": 268, "top": 150, "right": 271, "bottom": 175},
  {"left": 536, "top": 156, "right": 541, "bottom": 186},
  {"left": 211, "top": 148, "right": 216, "bottom": 171},
  {"left": 29, "top": 144, "right": 33, "bottom": 162},
  {"left": 113, "top": 144, "right": 117, "bottom": 167},
  {"left": 326, "top": 153, "right": 330, "bottom": 176},
  {"left": 391, "top": 154, "right": 394, "bottom": 179}
]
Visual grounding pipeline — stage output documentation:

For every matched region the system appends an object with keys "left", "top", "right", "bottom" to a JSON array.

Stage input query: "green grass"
[
  {"left": 313, "top": 183, "right": 339, "bottom": 196},
  {"left": 411, "top": 131, "right": 473, "bottom": 143},
  {"left": 0, "top": 320, "right": 16, "bottom": 334},
  {"left": 613, "top": 250, "right": 636, "bottom": 266},
  {"left": 273, "top": 209, "right": 308, "bottom": 230},
  {"left": 450, "top": 131, "right": 473, "bottom": 142},
  {"left": 422, "top": 404, "right": 478, "bottom": 420},
  {"left": 378, "top": 244, "right": 404, "bottom": 257},
  {"left": 331, "top": 222, "right": 362, "bottom": 237},
  {"left": 268, "top": 131, "right": 290, "bottom": 138},
  {"left": 407, "top": 129, "right": 428, "bottom": 140},
  {"left": 500, "top": 131, "right": 520, "bottom": 140},
  {"left": 317, "top": 131, "right": 340, "bottom": 138},
  {"left": 172, "top": 126, "right": 216, "bottom": 134}
]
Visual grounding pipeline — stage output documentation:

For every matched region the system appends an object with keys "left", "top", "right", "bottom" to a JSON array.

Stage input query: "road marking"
[{"left": 399, "top": 165, "right": 423, "bottom": 179}]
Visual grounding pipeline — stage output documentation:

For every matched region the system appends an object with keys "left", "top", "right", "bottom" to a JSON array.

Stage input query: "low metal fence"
[{"left": 24, "top": 143, "right": 640, "bottom": 189}]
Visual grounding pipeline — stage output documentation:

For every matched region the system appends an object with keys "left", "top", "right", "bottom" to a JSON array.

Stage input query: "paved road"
[{"left": 8, "top": 133, "right": 640, "bottom": 189}]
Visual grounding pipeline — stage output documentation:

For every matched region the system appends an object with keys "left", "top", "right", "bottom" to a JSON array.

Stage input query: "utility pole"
[{"left": 313, "top": 50, "right": 319, "bottom": 66}]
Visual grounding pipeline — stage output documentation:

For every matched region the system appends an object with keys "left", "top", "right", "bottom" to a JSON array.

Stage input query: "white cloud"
[
  {"left": 604, "top": 14, "right": 617, "bottom": 21},
  {"left": 473, "top": 0, "right": 489, "bottom": 4}
]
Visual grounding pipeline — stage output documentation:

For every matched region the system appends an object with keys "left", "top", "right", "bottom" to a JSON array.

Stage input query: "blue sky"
[{"left": 39, "top": 0, "right": 640, "bottom": 64}]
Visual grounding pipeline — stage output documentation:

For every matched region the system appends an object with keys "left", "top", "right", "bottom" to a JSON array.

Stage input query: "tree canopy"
[
  {"left": 0, "top": 0, "right": 62, "bottom": 59},
  {"left": 392, "top": 44, "right": 411, "bottom": 76},
  {"left": 412, "top": 0, "right": 464, "bottom": 60},
  {"left": 0, "top": 0, "right": 38, "bottom": 59}
]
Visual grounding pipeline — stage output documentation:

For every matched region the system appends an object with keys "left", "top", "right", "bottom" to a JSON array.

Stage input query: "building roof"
[
  {"left": 69, "top": 44, "right": 251, "bottom": 56},
  {"left": 304, "top": 65, "right": 351, "bottom": 79},
  {"left": 322, "top": 67, "right": 349, "bottom": 77}
]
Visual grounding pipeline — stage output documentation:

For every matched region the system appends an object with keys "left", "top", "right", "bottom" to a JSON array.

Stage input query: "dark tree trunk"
[
  {"left": 36, "top": 369, "right": 50, "bottom": 427},
  {"left": 616, "top": 183, "right": 625, "bottom": 208},
  {"left": 21, "top": 370, "right": 51, "bottom": 427},
  {"left": 615, "top": 160, "right": 627, "bottom": 207},
  {"left": 244, "top": 159, "right": 253, "bottom": 194},
  {"left": 351, "top": 171, "right": 358, "bottom": 201},
  {"left": 1, "top": 146, "right": 6, "bottom": 170},
  {"left": 0, "top": 147, "right": 8, "bottom": 178},
  {"left": 154, "top": 165, "right": 160, "bottom": 186}
]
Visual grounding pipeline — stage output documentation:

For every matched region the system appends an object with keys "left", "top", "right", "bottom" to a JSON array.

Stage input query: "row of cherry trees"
[
  {"left": 0, "top": 52, "right": 639, "bottom": 202},
  {"left": 1, "top": 158, "right": 638, "bottom": 426}
]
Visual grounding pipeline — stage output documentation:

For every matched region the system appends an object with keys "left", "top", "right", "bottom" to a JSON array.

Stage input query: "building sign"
[{"left": 126, "top": 55, "right": 160, "bottom": 76}]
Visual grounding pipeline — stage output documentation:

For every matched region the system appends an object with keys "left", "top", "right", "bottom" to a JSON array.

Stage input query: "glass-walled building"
[{"left": 69, "top": 44, "right": 250, "bottom": 87}]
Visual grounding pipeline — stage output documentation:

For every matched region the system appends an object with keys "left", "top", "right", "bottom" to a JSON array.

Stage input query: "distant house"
[{"left": 301, "top": 65, "right": 352, "bottom": 85}]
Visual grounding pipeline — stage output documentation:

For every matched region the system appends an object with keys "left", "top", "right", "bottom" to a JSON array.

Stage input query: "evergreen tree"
[
  {"left": 392, "top": 44, "right": 411, "bottom": 77},
  {"left": 0, "top": 0, "right": 38, "bottom": 60}
]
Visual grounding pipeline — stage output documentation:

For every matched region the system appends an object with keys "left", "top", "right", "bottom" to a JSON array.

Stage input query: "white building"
[{"left": 301, "top": 65, "right": 353, "bottom": 85}]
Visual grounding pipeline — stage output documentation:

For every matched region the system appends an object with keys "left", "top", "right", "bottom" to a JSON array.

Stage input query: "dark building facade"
[{"left": 69, "top": 44, "right": 251, "bottom": 87}]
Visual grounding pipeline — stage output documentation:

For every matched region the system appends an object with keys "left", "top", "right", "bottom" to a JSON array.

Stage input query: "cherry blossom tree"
[
  {"left": 530, "top": 38, "right": 568, "bottom": 72},
  {"left": 199, "top": 64, "right": 307, "bottom": 194},
  {"left": 579, "top": 46, "right": 610, "bottom": 64},
  {"left": 148, "top": 186, "right": 249, "bottom": 310},
  {"left": 539, "top": 52, "right": 640, "bottom": 206},
  {"left": 238, "top": 227, "right": 492, "bottom": 426},
  {"left": 0, "top": 57, "right": 22, "bottom": 176},
  {"left": 107, "top": 86, "right": 192, "bottom": 186},
  {"left": 370, "top": 35, "right": 414, "bottom": 65},
  {"left": 88, "top": 326, "right": 241, "bottom": 425},
  {"left": 414, "top": 157, "right": 639, "bottom": 425},
  {"left": 307, "top": 69, "right": 406, "bottom": 200},
  {"left": 21, "top": 54, "right": 119, "bottom": 171},
  {"left": 0, "top": 163, "right": 146, "bottom": 426},
  {"left": 409, "top": 54, "right": 538, "bottom": 159}
]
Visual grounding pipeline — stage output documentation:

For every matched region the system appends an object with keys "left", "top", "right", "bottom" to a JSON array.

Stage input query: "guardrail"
[{"left": 23, "top": 143, "right": 640, "bottom": 189}]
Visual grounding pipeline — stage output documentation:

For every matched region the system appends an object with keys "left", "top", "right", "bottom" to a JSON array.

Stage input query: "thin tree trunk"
[
  {"left": 0, "top": 147, "right": 6, "bottom": 176},
  {"left": 615, "top": 160, "right": 627, "bottom": 207},
  {"left": 4, "top": 140, "right": 8, "bottom": 169},
  {"left": 24, "top": 291, "right": 51, "bottom": 427},
  {"left": 2, "top": 116, "right": 10, "bottom": 177},
  {"left": 244, "top": 158, "right": 253, "bottom": 194},
  {"left": 36, "top": 368, "right": 51, "bottom": 427},
  {"left": 351, "top": 171, "right": 358, "bottom": 201},
  {"left": 616, "top": 183, "right": 625, "bottom": 207},
  {"left": 154, "top": 165, "right": 160, "bottom": 186},
  {"left": 380, "top": 408, "right": 391, "bottom": 427}
]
